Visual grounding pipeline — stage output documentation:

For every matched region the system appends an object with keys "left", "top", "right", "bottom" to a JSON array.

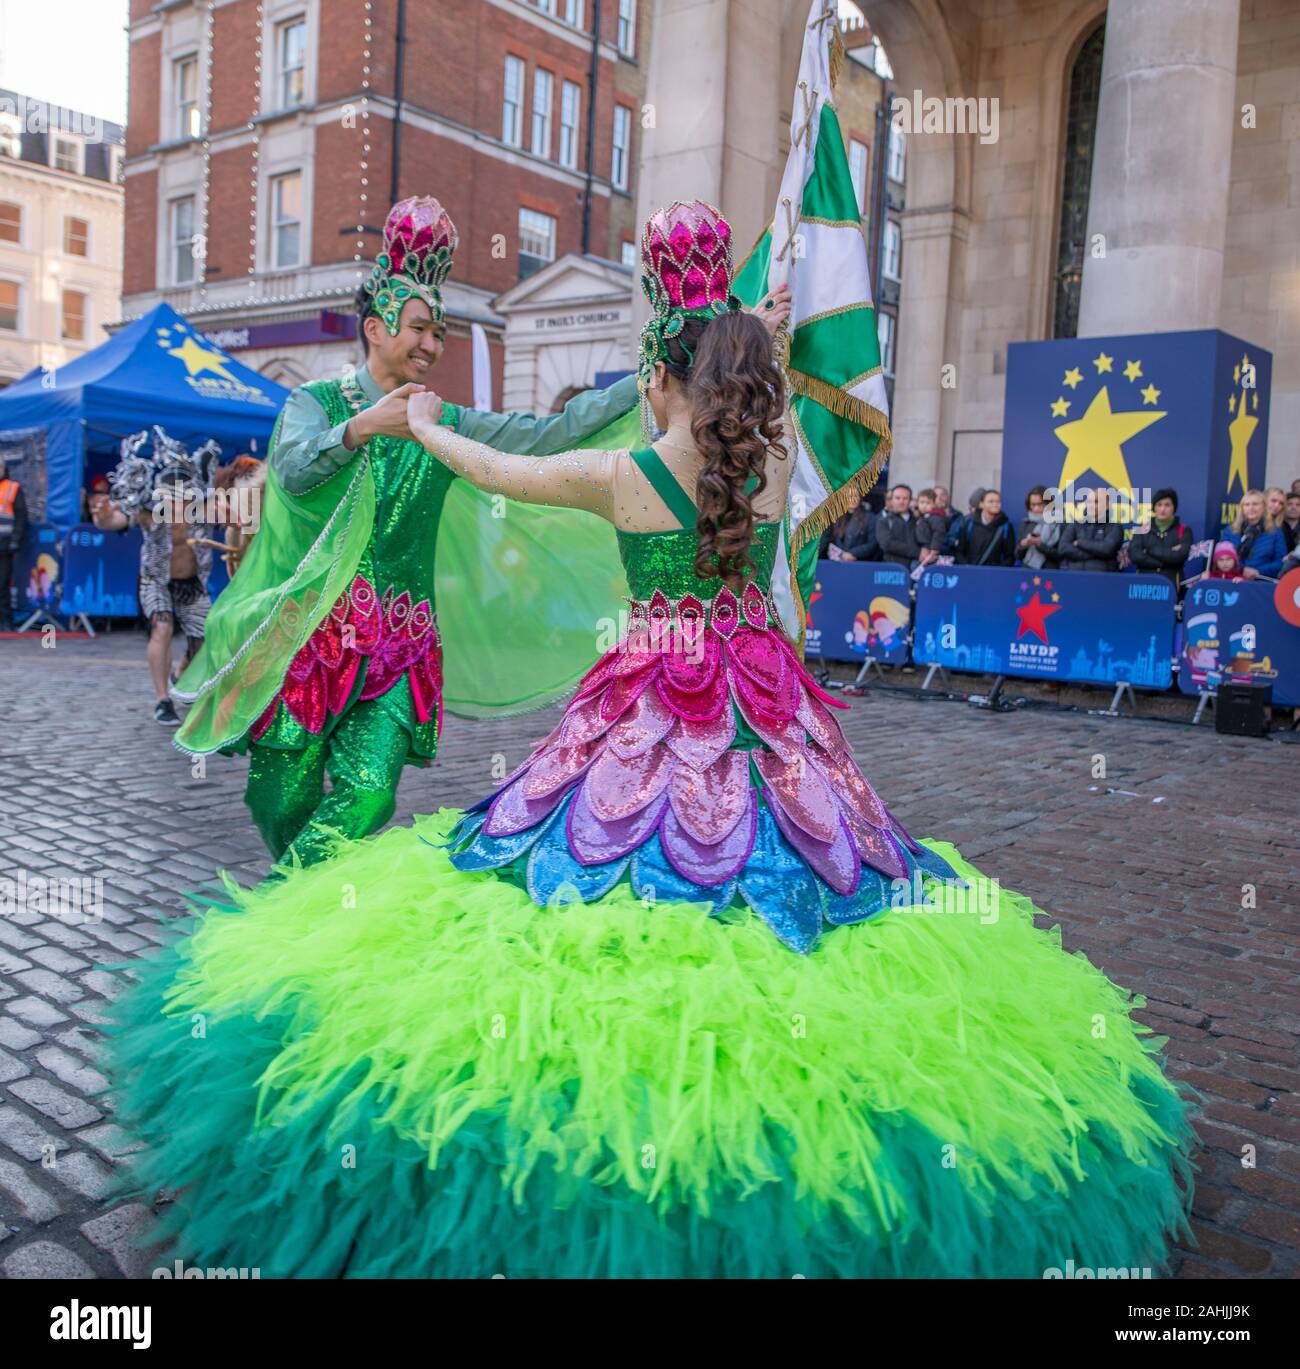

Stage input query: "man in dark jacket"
[
  {"left": 1058, "top": 489, "right": 1124, "bottom": 571},
  {"left": 0, "top": 455, "right": 30, "bottom": 630},
  {"left": 877, "top": 484, "right": 928, "bottom": 568},
  {"left": 1127, "top": 486, "right": 1193, "bottom": 589},
  {"left": 954, "top": 488, "right": 1016, "bottom": 567}
]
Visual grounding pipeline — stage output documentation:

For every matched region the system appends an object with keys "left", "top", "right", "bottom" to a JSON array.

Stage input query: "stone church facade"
[{"left": 636, "top": 0, "right": 1297, "bottom": 496}]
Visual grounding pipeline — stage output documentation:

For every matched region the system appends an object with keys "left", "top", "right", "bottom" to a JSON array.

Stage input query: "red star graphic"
[{"left": 1016, "top": 591, "right": 1061, "bottom": 644}]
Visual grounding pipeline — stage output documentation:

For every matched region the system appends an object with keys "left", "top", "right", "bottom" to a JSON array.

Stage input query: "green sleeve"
[
  {"left": 451, "top": 375, "right": 639, "bottom": 456},
  {"left": 269, "top": 387, "right": 357, "bottom": 495}
]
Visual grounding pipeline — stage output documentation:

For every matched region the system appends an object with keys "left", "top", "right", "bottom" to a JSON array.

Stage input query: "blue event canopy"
[{"left": 0, "top": 301, "right": 291, "bottom": 526}]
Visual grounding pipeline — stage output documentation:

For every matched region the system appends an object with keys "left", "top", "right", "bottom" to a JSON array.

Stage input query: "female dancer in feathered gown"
[{"left": 109, "top": 201, "right": 1193, "bottom": 1278}]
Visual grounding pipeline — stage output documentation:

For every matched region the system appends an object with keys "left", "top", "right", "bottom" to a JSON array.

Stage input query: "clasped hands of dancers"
[{"left": 108, "top": 194, "right": 1195, "bottom": 1279}]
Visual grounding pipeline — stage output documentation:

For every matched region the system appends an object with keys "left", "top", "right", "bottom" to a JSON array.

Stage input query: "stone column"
[
  {"left": 633, "top": 0, "right": 784, "bottom": 336},
  {"left": 1078, "top": 0, "right": 1240, "bottom": 336}
]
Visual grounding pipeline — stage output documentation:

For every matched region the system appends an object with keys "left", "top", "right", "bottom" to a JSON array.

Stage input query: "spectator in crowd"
[
  {"left": 933, "top": 484, "right": 962, "bottom": 540},
  {"left": 954, "top": 488, "right": 1016, "bottom": 567},
  {"left": 0, "top": 455, "right": 29, "bottom": 631},
  {"left": 1017, "top": 484, "right": 1061, "bottom": 569},
  {"left": 877, "top": 484, "right": 930, "bottom": 568},
  {"left": 1225, "top": 488, "right": 1286, "bottom": 580},
  {"left": 1266, "top": 486, "right": 1286, "bottom": 524},
  {"left": 1291, "top": 478, "right": 1300, "bottom": 497},
  {"left": 914, "top": 488, "right": 949, "bottom": 560},
  {"left": 819, "top": 487, "right": 879, "bottom": 562},
  {"left": 1279, "top": 491, "right": 1300, "bottom": 554},
  {"left": 1205, "top": 540, "right": 1246, "bottom": 581},
  {"left": 1281, "top": 539, "right": 1300, "bottom": 579},
  {"left": 1057, "top": 488, "right": 1124, "bottom": 571},
  {"left": 1127, "top": 486, "right": 1193, "bottom": 589}
]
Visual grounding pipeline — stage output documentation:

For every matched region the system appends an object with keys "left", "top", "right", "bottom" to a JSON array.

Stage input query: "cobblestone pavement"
[{"left": 1, "top": 631, "right": 1297, "bottom": 1279}]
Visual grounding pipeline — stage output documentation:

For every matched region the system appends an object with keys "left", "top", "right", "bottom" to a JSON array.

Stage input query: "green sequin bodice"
[
  {"left": 305, "top": 378, "right": 454, "bottom": 608},
  {"left": 616, "top": 521, "right": 781, "bottom": 601}
]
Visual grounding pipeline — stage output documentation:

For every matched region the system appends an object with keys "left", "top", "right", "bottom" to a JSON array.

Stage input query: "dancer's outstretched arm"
[
  {"left": 409, "top": 393, "right": 617, "bottom": 520},
  {"left": 449, "top": 375, "right": 638, "bottom": 456}
]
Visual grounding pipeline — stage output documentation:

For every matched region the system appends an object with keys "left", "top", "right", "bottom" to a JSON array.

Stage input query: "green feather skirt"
[{"left": 106, "top": 812, "right": 1195, "bottom": 1278}]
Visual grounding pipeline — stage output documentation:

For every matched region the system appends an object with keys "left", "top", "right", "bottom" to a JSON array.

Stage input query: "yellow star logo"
[
  {"left": 1123, "top": 360, "right": 1143, "bottom": 382},
  {"left": 1050, "top": 396, "right": 1070, "bottom": 418},
  {"left": 1141, "top": 383, "right": 1161, "bottom": 406},
  {"left": 1226, "top": 389, "right": 1258, "bottom": 497},
  {"left": 165, "top": 333, "right": 237, "bottom": 381},
  {"left": 1053, "top": 385, "right": 1166, "bottom": 492},
  {"left": 1093, "top": 352, "right": 1113, "bottom": 374},
  {"left": 1063, "top": 367, "right": 1083, "bottom": 390}
]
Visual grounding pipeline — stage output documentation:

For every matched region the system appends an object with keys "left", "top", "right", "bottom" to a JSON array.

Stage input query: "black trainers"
[{"left": 154, "top": 699, "right": 181, "bottom": 727}]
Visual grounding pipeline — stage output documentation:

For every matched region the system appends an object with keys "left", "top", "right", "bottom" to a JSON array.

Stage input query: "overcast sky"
[{"left": 0, "top": 0, "right": 129, "bottom": 125}]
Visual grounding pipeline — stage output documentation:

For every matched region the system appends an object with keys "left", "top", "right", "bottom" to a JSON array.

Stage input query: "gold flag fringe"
[
  {"left": 829, "top": 23, "right": 846, "bottom": 94},
  {"left": 787, "top": 366, "right": 893, "bottom": 445}
]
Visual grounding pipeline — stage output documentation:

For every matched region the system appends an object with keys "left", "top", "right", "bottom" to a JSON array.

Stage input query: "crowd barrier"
[
  {"left": 12, "top": 522, "right": 230, "bottom": 630},
  {"left": 807, "top": 560, "right": 1300, "bottom": 709}
]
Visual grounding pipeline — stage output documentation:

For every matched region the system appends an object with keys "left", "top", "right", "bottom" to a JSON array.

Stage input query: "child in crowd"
[{"left": 1205, "top": 541, "right": 1246, "bottom": 581}]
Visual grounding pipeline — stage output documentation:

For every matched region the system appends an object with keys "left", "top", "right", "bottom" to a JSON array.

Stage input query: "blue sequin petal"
[
  {"left": 630, "top": 833, "right": 738, "bottom": 917},
  {"left": 526, "top": 825, "right": 630, "bottom": 906},
  {"left": 448, "top": 802, "right": 562, "bottom": 873},
  {"left": 823, "top": 865, "right": 898, "bottom": 925},
  {"left": 737, "top": 805, "right": 824, "bottom": 954}
]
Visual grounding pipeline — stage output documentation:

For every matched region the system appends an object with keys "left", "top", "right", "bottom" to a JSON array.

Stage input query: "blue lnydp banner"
[
  {"left": 1179, "top": 571, "right": 1300, "bottom": 708},
  {"left": 914, "top": 565, "right": 1177, "bottom": 688},
  {"left": 806, "top": 561, "right": 912, "bottom": 664}
]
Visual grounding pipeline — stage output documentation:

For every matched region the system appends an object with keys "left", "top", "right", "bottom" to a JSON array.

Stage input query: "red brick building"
[{"left": 123, "top": 0, "right": 651, "bottom": 403}]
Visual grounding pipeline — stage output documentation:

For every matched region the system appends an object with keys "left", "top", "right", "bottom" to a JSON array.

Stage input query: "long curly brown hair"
[{"left": 663, "top": 311, "right": 786, "bottom": 588}]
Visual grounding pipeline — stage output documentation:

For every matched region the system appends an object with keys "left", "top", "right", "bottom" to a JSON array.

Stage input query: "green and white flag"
[{"left": 732, "top": 0, "right": 892, "bottom": 646}]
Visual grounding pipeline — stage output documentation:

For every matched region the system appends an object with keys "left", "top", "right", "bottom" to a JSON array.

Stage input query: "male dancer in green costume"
[{"left": 172, "top": 196, "right": 638, "bottom": 866}]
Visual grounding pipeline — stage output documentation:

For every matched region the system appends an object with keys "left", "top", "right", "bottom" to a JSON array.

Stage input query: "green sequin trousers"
[{"left": 243, "top": 697, "right": 429, "bottom": 868}]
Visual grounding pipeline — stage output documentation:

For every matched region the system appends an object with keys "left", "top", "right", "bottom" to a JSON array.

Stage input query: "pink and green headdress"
[
  {"left": 364, "top": 196, "right": 459, "bottom": 336},
  {"left": 637, "top": 200, "right": 741, "bottom": 411}
]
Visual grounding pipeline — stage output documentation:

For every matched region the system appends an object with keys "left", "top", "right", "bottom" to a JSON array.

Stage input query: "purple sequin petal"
[
  {"left": 608, "top": 686, "right": 676, "bottom": 760},
  {"left": 795, "top": 689, "right": 845, "bottom": 751},
  {"left": 732, "top": 687, "right": 804, "bottom": 765},
  {"left": 664, "top": 706, "right": 736, "bottom": 772},
  {"left": 520, "top": 739, "right": 600, "bottom": 800},
  {"left": 765, "top": 796, "right": 862, "bottom": 898},
  {"left": 656, "top": 664, "right": 731, "bottom": 725},
  {"left": 566, "top": 784, "right": 670, "bottom": 866},
  {"left": 660, "top": 791, "right": 757, "bottom": 887},
  {"left": 753, "top": 748, "right": 840, "bottom": 843},
  {"left": 600, "top": 663, "right": 661, "bottom": 724},
  {"left": 807, "top": 743, "right": 892, "bottom": 830},
  {"left": 842, "top": 804, "right": 908, "bottom": 879},
  {"left": 667, "top": 748, "right": 751, "bottom": 845},
  {"left": 558, "top": 691, "right": 616, "bottom": 748},
  {"left": 583, "top": 745, "right": 676, "bottom": 823},
  {"left": 483, "top": 771, "right": 578, "bottom": 838}
]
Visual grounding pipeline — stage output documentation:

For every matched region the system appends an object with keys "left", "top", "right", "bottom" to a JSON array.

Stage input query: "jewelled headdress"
[
  {"left": 108, "top": 427, "right": 220, "bottom": 515},
  {"left": 363, "top": 196, "right": 459, "bottom": 336},
  {"left": 637, "top": 199, "right": 742, "bottom": 436}
]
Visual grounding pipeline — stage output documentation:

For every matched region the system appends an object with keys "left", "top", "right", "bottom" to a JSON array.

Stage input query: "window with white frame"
[
  {"left": 559, "top": 80, "right": 580, "bottom": 170},
  {"left": 170, "top": 195, "right": 196, "bottom": 284},
  {"left": 64, "top": 217, "right": 90, "bottom": 258},
  {"left": 52, "top": 135, "right": 82, "bottom": 175},
  {"left": 278, "top": 17, "right": 307, "bottom": 108},
  {"left": 882, "top": 219, "right": 901, "bottom": 280},
  {"left": 502, "top": 56, "right": 525, "bottom": 147},
  {"left": 532, "top": 0, "right": 556, "bottom": 14},
  {"left": 0, "top": 201, "right": 20, "bottom": 244},
  {"left": 0, "top": 113, "right": 21, "bottom": 158},
  {"left": 611, "top": 104, "right": 631, "bottom": 191},
  {"left": 175, "top": 55, "right": 200, "bottom": 139},
  {"left": 532, "top": 69, "right": 553, "bottom": 159},
  {"left": 887, "top": 126, "right": 906, "bottom": 182},
  {"left": 62, "top": 289, "right": 87, "bottom": 342},
  {"left": 109, "top": 146, "right": 124, "bottom": 184},
  {"left": 621, "top": 240, "right": 636, "bottom": 269},
  {"left": 0, "top": 280, "right": 18, "bottom": 331},
  {"left": 617, "top": 0, "right": 636, "bottom": 56},
  {"left": 848, "top": 138, "right": 868, "bottom": 215},
  {"left": 518, "top": 207, "right": 556, "bottom": 280},
  {"left": 271, "top": 171, "right": 303, "bottom": 267},
  {"left": 877, "top": 311, "right": 895, "bottom": 376},
  {"left": 565, "top": 0, "right": 583, "bottom": 24}
]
